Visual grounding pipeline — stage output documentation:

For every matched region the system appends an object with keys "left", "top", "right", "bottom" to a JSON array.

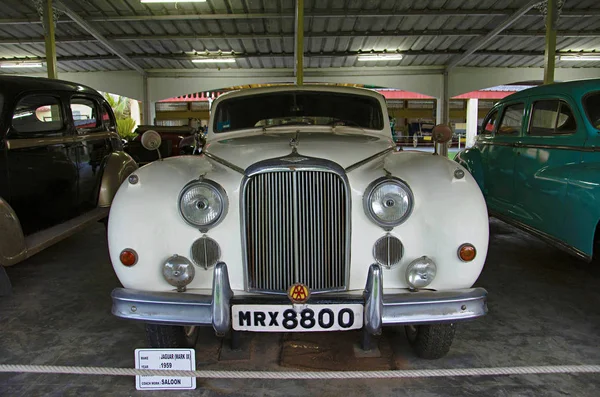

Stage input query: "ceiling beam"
[
  {"left": 2, "top": 50, "right": 597, "bottom": 65},
  {"left": 446, "top": 0, "right": 543, "bottom": 69},
  {"left": 2, "top": 8, "right": 600, "bottom": 25},
  {"left": 52, "top": 0, "right": 146, "bottom": 76},
  {"left": 3, "top": 29, "right": 600, "bottom": 46}
]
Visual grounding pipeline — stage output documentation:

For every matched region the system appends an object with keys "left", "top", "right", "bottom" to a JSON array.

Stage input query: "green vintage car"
[{"left": 455, "top": 79, "right": 600, "bottom": 262}]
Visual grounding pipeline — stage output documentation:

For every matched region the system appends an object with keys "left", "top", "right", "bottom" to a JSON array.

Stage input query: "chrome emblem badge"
[{"left": 288, "top": 283, "right": 310, "bottom": 304}]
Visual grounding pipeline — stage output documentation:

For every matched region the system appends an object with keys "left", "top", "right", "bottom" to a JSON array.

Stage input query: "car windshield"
[
  {"left": 584, "top": 92, "right": 600, "bottom": 129},
  {"left": 212, "top": 91, "right": 384, "bottom": 133}
]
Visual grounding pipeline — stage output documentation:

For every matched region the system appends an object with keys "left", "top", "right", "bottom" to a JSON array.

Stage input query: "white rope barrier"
[{"left": 0, "top": 364, "right": 598, "bottom": 379}]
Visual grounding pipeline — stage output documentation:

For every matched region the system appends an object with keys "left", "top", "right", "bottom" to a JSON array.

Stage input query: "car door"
[
  {"left": 479, "top": 102, "right": 526, "bottom": 215},
  {"left": 513, "top": 96, "right": 585, "bottom": 241},
  {"left": 6, "top": 93, "right": 78, "bottom": 234},
  {"left": 68, "top": 95, "right": 113, "bottom": 211}
]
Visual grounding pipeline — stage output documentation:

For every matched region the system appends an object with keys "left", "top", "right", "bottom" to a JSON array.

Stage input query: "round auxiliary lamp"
[{"left": 141, "top": 130, "right": 163, "bottom": 160}]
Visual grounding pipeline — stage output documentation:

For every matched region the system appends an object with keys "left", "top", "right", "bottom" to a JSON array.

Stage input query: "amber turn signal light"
[
  {"left": 458, "top": 244, "right": 476, "bottom": 262},
  {"left": 120, "top": 249, "right": 138, "bottom": 266}
]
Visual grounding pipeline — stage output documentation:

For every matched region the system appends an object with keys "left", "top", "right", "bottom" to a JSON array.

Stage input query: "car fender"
[
  {"left": 0, "top": 197, "right": 26, "bottom": 267},
  {"left": 98, "top": 151, "right": 139, "bottom": 207},
  {"left": 561, "top": 162, "right": 600, "bottom": 257},
  {"left": 455, "top": 147, "right": 485, "bottom": 192},
  {"left": 347, "top": 150, "right": 489, "bottom": 290}
]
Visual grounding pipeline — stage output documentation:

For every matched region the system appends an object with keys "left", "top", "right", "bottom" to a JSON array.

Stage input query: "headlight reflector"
[
  {"left": 406, "top": 256, "right": 437, "bottom": 289},
  {"left": 179, "top": 180, "right": 228, "bottom": 230},
  {"left": 364, "top": 177, "right": 413, "bottom": 229}
]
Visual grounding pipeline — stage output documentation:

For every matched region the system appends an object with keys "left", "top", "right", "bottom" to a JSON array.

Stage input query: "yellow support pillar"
[
  {"left": 543, "top": 0, "right": 558, "bottom": 85},
  {"left": 42, "top": 0, "right": 58, "bottom": 79},
  {"left": 295, "top": 0, "right": 304, "bottom": 86}
]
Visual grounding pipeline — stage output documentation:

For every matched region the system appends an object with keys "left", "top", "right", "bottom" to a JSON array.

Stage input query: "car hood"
[{"left": 204, "top": 129, "right": 393, "bottom": 170}]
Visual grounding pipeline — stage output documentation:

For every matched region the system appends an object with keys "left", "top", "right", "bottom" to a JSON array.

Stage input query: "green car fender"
[{"left": 455, "top": 148, "right": 485, "bottom": 193}]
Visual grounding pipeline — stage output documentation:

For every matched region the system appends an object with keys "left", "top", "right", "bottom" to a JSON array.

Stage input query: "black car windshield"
[
  {"left": 584, "top": 92, "right": 600, "bottom": 129},
  {"left": 212, "top": 91, "right": 384, "bottom": 133}
]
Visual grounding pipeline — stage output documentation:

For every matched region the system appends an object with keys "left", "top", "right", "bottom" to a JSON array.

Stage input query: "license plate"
[{"left": 232, "top": 304, "right": 364, "bottom": 332}]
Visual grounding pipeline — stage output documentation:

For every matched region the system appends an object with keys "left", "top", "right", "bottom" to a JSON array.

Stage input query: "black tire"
[
  {"left": 405, "top": 323, "right": 456, "bottom": 359},
  {"left": 145, "top": 324, "right": 199, "bottom": 348}
]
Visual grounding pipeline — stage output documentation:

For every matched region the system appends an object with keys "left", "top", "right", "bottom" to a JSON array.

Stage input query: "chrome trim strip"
[
  {"left": 479, "top": 141, "right": 600, "bottom": 152},
  {"left": 364, "top": 264, "right": 383, "bottom": 335},
  {"left": 380, "top": 288, "right": 488, "bottom": 326},
  {"left": 489, "top": 210, "right": 592, "bottom": 262},
  {"left": 240, "top": 153, "right": 351, "bottom": 294},
  {"left": 6, "top": 136, "right": 73, "bottom": 150},
  {"left": 345, "top": 147, "right": 393, "bottom": 173},
  {"left": 203, "top": 152, "right": 245, "bottom": 174}
]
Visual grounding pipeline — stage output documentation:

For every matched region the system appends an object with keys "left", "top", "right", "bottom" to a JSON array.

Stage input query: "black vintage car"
[{"left": 0, "top": 76, "right": 137, "bottom": 293}]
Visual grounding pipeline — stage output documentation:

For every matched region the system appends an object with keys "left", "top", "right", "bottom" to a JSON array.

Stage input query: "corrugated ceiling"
[{"left": 0, "top": 0, "right": 599, "bottom": 73}]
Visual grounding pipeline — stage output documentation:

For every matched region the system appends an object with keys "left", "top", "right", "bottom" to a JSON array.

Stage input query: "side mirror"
[{"left": 431, "top": 124, "right": 453, "bottom": 144}]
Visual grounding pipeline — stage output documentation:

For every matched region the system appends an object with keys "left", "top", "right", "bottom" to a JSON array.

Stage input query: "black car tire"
[
  {"left": 405, "top": 323, "right": 456, "bottom": 359},
  {"left": 145, "top": 324, "right": 199, "bottom": 348}
]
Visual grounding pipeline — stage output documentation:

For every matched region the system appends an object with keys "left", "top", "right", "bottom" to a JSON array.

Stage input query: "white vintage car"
[{"left": 109, "top": 86, "right": 488, "bottom": 359}]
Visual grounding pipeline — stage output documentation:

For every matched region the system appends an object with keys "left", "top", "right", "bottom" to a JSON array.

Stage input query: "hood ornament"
[{"left": 289, "top": 130, "right": 300, "bottom": 149}]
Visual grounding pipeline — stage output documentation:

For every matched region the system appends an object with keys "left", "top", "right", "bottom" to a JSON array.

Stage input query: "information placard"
[{"left": 135, "top": 348, "right": 196, "bottom": 390}]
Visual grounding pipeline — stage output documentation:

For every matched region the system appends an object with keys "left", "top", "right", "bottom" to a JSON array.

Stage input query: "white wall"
[{"left": 449, "top": 67, "right": 600, "bottom": 97}]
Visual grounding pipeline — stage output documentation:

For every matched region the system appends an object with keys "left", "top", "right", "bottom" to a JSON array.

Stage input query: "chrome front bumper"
[{"left": 111, "top": 263, "right": 488, "bottom": 336}]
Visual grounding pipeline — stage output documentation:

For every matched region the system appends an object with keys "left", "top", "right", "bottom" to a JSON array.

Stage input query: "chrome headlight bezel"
[
  {"left": 178, "top": 179, "right": 228, "bottom": 231},
  {"left": 363, "top": 176, "right": 414, "bottom": 230}
]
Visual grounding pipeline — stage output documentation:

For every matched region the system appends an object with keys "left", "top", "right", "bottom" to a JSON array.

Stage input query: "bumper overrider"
[{"left": 111, "top": 263, "right": 487, "bottom": 336}]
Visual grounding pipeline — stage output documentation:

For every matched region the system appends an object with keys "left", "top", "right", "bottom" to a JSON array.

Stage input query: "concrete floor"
[{"left": 1, "top": 219, "right": 599, "bottom": 396}]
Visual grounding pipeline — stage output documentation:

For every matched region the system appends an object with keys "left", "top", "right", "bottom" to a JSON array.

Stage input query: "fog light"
[
  {"left": 119, "top": 249, "right": 138, "bottom": 267},
  {"left": 162, "top": 255, "right": 195, "bottom": 292},
  {"left": 458, "top": 243, "right": 477, "bottom": 262},
  {"left": 406, "top": 256, "right": 437, "bottom": 289}
]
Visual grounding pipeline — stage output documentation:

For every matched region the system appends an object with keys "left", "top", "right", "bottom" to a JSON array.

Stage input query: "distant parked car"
[
  {"left": 0, "top": 76, "right": 137, "bottom": 293},
  {"left": 125, "top": 125, "right": 204, "bottom": 165},
  {"left": 109, "top": 85, "right": 488, "bottom": 359},
  {"left": 456, "top": 79, "right": 600, "bottom": 262}
]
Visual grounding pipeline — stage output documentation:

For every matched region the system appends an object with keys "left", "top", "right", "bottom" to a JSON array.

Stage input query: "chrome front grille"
[{"left": 243, "top": 167, "right": 349, "bottom": 293}]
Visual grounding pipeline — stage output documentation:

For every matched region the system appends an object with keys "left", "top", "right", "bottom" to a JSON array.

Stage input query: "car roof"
[
  {"left": 501, "top": 78, "right": 600, "bottom": 103},
  {"left": 0, "top": 75, "right": 100, "bottom": 97}
]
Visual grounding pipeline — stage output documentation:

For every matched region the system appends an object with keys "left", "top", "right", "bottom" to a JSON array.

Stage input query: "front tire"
[
  {"left": 145, "top": 324, "right": 199, "bottom": 348},
  {"left": 405, "top": 323, "right": 456, "bottom": 359}
]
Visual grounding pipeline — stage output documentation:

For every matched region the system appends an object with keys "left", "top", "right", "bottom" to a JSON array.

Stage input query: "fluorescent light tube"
[
  {"left": 0, "top": 62, "right": 43, "bottom": 68},
  {"left": 559, "top": 55, "right": 600, "bottom": 61},
  {"left": 141, "top": 1, "right": 206, "bottom": 3},
  {"left": 192, "top": 58, "right": 236, "bottom": 63},
  {"left": 357, "top": 54, "right": 404, "bottom": 61}
]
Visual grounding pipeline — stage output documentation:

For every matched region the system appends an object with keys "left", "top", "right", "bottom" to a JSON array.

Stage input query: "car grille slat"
[{"left": 244, "top": 168, "right": 349, "bottom": 293}]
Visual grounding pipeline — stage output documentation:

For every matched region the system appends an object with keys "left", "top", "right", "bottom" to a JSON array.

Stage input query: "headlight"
[
  {"left": 363, "top": 177, "right": 413, "bottom": 229},
  {"left": 179, "top": 179, "right": 228, "bottom": 230}
]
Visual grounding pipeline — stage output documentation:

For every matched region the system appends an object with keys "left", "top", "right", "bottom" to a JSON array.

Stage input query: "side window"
[
  {"left": 11, "top": 95, "right": 63, "bottom": 136},
  {"left": 70, "top": 97, "right": 100, "bottom": 133},
  {"left": 497, "top": 103, "right": 524, "bottom": 136},
  {"left": 101, "top": 102, "right": 117, "bottom": 132},
  {"left": 481, "top": 109, "right": 499, "bottom": 135},
  {"left": 529, "top": 100, "right": 576, "bottom": 136},
  {"left": 556, "top": 102, "right": 577, "bottom": 134}
]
